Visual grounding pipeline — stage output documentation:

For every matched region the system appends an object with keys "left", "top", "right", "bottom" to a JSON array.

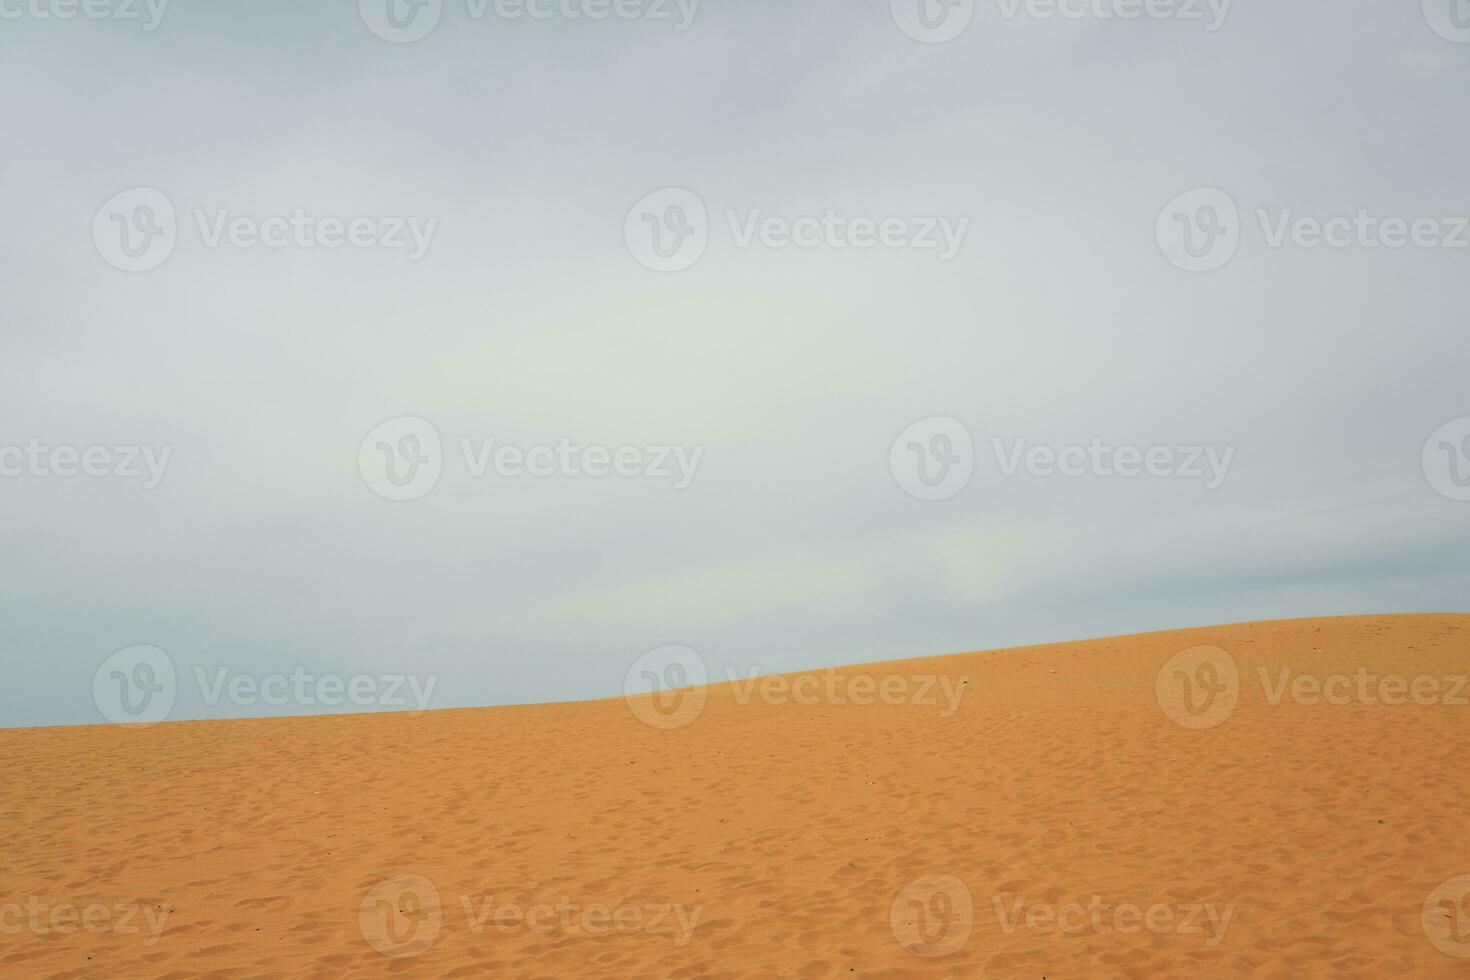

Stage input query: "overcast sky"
[{"left": 3, "top": 0, "right": 1468, "bottom": 727}]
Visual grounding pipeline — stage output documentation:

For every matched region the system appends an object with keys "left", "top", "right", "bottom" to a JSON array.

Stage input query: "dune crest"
[{"left": 4, "top": 614, "right": 1469, "bottom": 977}]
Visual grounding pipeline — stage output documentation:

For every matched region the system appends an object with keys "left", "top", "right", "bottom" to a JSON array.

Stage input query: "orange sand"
[{"left": 3, "top": 614, "right": 1469, "bottom": 978}]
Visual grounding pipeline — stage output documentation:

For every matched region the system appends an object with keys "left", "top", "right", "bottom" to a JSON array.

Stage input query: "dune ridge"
[{"left": 3, "top": 614, "right": 1468, "bottom": 977}]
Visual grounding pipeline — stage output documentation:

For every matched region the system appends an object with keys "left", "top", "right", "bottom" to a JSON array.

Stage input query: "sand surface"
[{"left": 3, "top": 614, "right": 1469, "bottom": 978}]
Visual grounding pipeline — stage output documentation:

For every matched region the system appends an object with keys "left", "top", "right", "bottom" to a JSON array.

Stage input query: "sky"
[{"left": 2, "top": 0, "right": 1468, "bottom": 727}]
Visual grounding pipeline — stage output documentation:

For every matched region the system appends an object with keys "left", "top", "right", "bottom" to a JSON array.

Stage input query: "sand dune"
[{"left": 3, "top": 614, "right": 1469, "bottom": 978}]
